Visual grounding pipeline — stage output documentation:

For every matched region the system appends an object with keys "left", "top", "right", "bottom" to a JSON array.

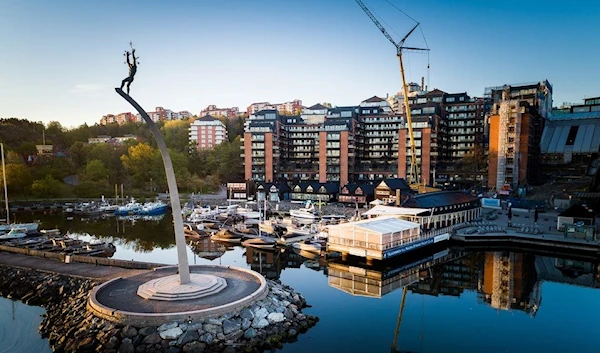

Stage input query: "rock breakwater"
[{"left": 0, "top": 265, "right": 318, "bottom": 352}]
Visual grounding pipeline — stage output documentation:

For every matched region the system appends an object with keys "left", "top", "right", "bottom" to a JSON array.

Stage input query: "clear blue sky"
[{"left": 1, "top": 0, "right": 598, "bottom": 127}]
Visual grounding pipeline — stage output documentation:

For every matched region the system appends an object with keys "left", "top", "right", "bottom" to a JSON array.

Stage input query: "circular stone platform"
[{"left": 88, "top": 265, "right": 268, "bottom": 326}]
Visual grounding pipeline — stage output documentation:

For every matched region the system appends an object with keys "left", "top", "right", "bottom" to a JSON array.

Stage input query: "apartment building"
[
  {"left": 189, "top": 115, "right": 228, "bottom": 151},
  {"left": 243, "top": 110, "right": 281, "bottom": 182},
  {"left": 246, "top": 100, "right": 303, "bottom": 116},
  {"left": 200, "top": 105, "right": 239, "bottom": 119},
  {"left": 487, "top": 81, "right": 553, "bottom": 192}
]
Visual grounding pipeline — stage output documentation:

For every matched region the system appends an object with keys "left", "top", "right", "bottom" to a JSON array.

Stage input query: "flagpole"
[{"left": 1, "top": 143, "right": 9, "bottom": 223}]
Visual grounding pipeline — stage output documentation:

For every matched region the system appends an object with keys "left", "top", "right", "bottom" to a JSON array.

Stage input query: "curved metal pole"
[{"left": 115, "top": 88, "right": 190, "bottom": 284}]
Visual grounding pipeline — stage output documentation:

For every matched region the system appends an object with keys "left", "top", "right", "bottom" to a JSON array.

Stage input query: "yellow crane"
[{"left": 355, "top": 0, "right": 431, "bottom": 191}]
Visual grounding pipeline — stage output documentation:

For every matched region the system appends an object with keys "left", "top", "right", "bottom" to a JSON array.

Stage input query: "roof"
[
  {"left": 196, "top": 114, "right": 218, "bottom": 121},
  {"left": 376, "top": 178, "right": 411, "bottom": 192},
  {"left": 558, "top": 203, "right": 600, "bottom": 218},
  {"left": 541, "top": 114, "right": 600, "bottom": 154},
  {"left": 402, "top": 191, "right": 479, "bottom": 208},
  {"left": 362, "top": 205, "right": 430, "bottom": 216},
  {"left": 426, "top": 89, "right": 446, "bottom": 96},
  {"left": 341, "top": 183, "right": 375, "bottom": 195},
  {"left": 363, "top": 96, "right": 385, "bottom": 103},
  {"left": 328, "top": 216, "right": 420, "bottom": 234},
  {"left": 291, "top": 182, "right": 338, "bottom": 193},
  {"left": 307, "top": 103, "right": 328, "bottom": 110}
]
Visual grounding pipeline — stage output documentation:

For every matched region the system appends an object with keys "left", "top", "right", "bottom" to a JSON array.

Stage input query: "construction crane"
[{"left": 354, "top": 0, "right": 430, "bottom": 190}]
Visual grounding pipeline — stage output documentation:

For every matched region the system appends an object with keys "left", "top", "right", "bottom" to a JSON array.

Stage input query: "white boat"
[
  {"left": 292, "top": 239, "right": 322, "bottom": 253},
  {"left": 276, "top": 232, "right": 315, "bottom": 245},
  {"left": 0, "top": 222, "right": 38, "bottom": 233},
  {"left": 242, "top": 237, "right": 278, "bottom": 250},
  {"left": 0, "top": 227, "right": 28, "bottom": 240},
  {"left": 210, "top": 229, "right": 243, "bottom": 244},
  {"left": 289, "top": 200, "right": 319, "bottom": 220}
]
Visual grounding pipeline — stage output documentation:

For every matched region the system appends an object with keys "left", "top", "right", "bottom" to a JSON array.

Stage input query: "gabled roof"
[
  {"left": 426, "top": 89, "right": 446, "bottom": 96},
  {"left": 376, "top": 178, "right": 411, "bottom": 192},
  {"left": 307, "top": 103, "right": 328, "bottom": 110},
  {"left": 402, "top": 191, "right": 479, "bottom": 208},
  {"left": 341, "top": 183, "right": 375, "bottom": 195},
  {"left": 196, "top": 114, "right": 217, "bottom": 121},
  {"left": 257, "top": 182, "right": 291, "bottom": 192},
  {"left": 363, "top": 96, "right": 385, "bottom": 103},
  {"left": 291, "top": 182, "right": 338, "bottom": 193}
]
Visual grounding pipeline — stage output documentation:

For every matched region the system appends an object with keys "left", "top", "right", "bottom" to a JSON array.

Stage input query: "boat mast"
[{"left": 1, "top": 143, "right": 9, "bottom": 223}]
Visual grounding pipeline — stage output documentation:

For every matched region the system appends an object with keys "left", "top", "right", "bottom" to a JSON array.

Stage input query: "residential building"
[
  {"left": 189, "top": 115, "right": 228, "bottom": 151},
  {"left": 487, "top": 81, "right": 553, "bottom": 192},
  {"left": 242, "top": 110, "right": 282, "bottom": 182},
  {"left": 200, "top": 105, "right": 239, "bottom": 119},
  {"left": 87, "top": 135, "right": 138, "bottom": 145},
  {"left": 142, "top": 107, "right": 192, "bottom": 123},
  {"left": 246, "top": 100, "right": 303, "bottom": 116}
]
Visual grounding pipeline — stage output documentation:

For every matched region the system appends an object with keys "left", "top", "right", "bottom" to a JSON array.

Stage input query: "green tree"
[
  {"left": 121, "top": 143, "right": 162, "bottom": 188},
  {"left": 31, "top": 175, "right": 62, "bottom": 199},
  {"left": 5, "top": 163, "right": 32, "bottom": 197},
  {"left": 82, "top": 159, "right": 109, "bottom": 182},
  {"left": 161, "top": 119, "right": 193, "bottom": 153},
  {"left": 69, "top": 141, "right": 87, "bottom": 169}
]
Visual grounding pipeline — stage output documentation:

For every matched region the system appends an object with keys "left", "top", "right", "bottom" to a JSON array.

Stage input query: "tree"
[
  {"left": 4, "top": 163, "right": 32, "bottom": 197},
  {"left": 82, "top": 159, "right": 109, "bottom": 183},
  {"left": 461, "top": 145, "right": 487, "bottom": 172},
  {"left": 31, "top": 175, "right": 62, "bottom": 199},
  {"left": 69, "top": 141, "right": 87, "bottom": 169},
  {"left": 121, "top": 143, "right": 162, "bottom": 188},
  {"left": 162, "top": 119, "right": 193, "bottom": 153}
]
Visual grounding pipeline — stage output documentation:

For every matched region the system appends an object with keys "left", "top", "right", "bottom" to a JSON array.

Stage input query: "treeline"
[{"left": 0, "top": 117, "right": 245, "bottom": 200}]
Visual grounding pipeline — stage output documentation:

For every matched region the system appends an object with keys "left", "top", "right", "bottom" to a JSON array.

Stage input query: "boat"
[
  {"left": 139, "top": 200, "right": 168, "bottom": 215},
  {"left": 114, "top": 198, "right": 142, "bottom": 215},
  {"left": 0, "top": 227, "right": 29, "bottom": 240},
  {"left": 183, "top": 223, "right": 208, "bottom": 239},
  {"left": 0, "top": 222, "right": 38, "bottom": 233},
  {"left": 276, "top": 231, "right": 315, "bottom": 245},
  {"left": 242, "top": 237, "right": 278, "bottom": 250},
  {"left": 210, "top": 229, "right": 243, "bottom": 243},
  {"left": 292, "top": 239, "right": 322, "bottom": 253}
]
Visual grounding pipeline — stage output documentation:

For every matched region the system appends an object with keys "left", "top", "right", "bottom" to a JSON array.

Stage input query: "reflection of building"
[
  {"left": 245, "top": 247, "right": 283, "bottom": 280},
  {"left": 480, "top": 252, "right": 540, "bottom": 315},
  {"left": 327, "top": 249, "right": 464, "bottom": 298},
  {"left": 188, "top": 238, "right": 228, "bottom": 260},
  {"left": 411, "top": 254, "right": 481, "bottom": 297}
]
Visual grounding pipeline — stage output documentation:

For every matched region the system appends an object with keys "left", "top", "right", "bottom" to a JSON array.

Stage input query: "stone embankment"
[{"left": 0, "top": 266, "right": 318, "bottom": 352}]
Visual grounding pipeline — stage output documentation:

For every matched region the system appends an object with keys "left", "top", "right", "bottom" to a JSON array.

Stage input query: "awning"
[{"left": 362, "top": 205, "right": 430, "bottom": 216}]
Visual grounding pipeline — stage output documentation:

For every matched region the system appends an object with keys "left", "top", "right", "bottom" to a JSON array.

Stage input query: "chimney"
[
  {"left": 421, "top": 77, "right": 425, "bottom": 91},
  {"left": 395, "top": 189, "right": 401, "bottom": 206}
]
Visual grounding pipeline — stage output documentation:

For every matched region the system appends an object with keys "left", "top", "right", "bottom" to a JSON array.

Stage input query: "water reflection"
[
  {"left": 0, "top": 297, "right": 51, "bottom": 353},
  {"left": 327, "top": 248, "right": 600, "bottom": 316}
]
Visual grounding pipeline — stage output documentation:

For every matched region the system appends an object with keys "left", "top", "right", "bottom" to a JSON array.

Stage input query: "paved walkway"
[{"left": 0, "top": 251, "right": 151, "bottom": 281}]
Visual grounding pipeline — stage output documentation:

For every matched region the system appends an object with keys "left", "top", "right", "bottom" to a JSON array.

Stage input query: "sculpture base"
[{"left": 137, "top": 274, "right": 227, "bottom": 301}]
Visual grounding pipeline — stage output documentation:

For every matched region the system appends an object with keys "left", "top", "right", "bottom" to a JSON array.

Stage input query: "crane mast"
[{"left": 354, "top": 0, "right": 428, "bottom": 187}]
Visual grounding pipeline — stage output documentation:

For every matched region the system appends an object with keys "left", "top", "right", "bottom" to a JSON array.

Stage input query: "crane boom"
[
  {"left": 354, "top": 0, "right": 427, "bottom": 187},
  {"left": 355, "top": 0, "right": 399, "bottom": 53}
]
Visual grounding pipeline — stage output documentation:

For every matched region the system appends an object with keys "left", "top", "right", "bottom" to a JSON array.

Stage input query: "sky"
[{"left": 1, "top": 0, "right": 599, "bottom": 128}]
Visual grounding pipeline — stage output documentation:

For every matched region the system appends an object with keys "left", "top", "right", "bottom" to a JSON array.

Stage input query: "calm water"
[{"left": 2, "top": 211, "right": 600, "bottom": 353}]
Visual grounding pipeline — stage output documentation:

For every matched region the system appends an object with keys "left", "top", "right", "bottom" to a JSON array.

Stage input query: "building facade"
[
  {"left": 487, "top": 81, "right": 553, "bottom": 192},
  {"left": 189, "top": 115, "right": 228, "bottom": 151},
  {"left": 200, "top": 105, "right": 239, "bottom": 119}
]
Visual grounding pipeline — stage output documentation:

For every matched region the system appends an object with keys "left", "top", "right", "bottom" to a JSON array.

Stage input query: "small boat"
[
  {"left": 0, "top": 227, "right": 29, "bottom": 240},
  {"left": 210, "top": 229, "right": 243, "bottom": 244},
  {"left": 40, "top": 229, "right": 61, "bottom": 236},
  {"left": 242, "top": 237, "right": 278, "bottom": 250},
  {"left": 276, "top": 231, "right": 315, "bottom": 245},
  {"left": 292, "top": 239, "right": 322, "bottom": 253},
  {"left": 0, "top": 222, "right": 38, "bottom": 233},
  {"left": 289, "top": 200, "right": 319, "bottom": 219}
]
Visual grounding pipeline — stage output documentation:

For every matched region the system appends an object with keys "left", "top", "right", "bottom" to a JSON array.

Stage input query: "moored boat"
[
  {"left": 242, "top": 237, "right": 278, "bottom": 250},
  {"left": 292, "top": 239, "right": 322, "bottom": 253}
]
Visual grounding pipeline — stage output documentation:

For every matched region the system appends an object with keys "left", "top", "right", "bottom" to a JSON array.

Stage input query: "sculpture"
[{"left": 120, "top": 44, "right": 138, "bottom": 94}]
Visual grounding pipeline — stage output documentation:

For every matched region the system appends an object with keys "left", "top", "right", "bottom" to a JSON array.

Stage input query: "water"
[
  {"left": 0, "top": 298, "right": 51, "bottom": 353},
  {"left": 3, "top": 211, "right": 600, "bottom": 353}
]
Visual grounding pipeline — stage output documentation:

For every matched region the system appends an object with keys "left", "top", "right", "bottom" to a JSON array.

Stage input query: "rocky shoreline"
[{"left": 0, "top": 265, "right": 318, "bottom": 352}]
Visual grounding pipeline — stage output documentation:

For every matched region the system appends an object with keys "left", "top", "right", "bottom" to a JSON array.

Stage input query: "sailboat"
[{"left": 0, "top": 143, "right": 38, "bottom": 234}]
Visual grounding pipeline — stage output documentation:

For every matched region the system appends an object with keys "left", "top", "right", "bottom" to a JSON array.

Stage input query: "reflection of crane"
[
  {"left": 391, "top": 286, "right": 408, "bottom": 352},
  {"left": 354, "top": 0, "right": 429, "bottom": 189}
]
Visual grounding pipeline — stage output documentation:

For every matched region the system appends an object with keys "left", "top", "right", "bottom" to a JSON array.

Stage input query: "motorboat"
[
  {"left": 292, "top": 239, "right": 322, "bottom": 253},
  {"left": 0, "top": 227, "right": 29, "bottom": 240},
  {"left": 242, "top": 237, "right": 278, "bottom": 250},
  {"left": 139, "top": 200, "right": 168, "bottom": 215},
  {"left": 276, "top": 231, "right": 315, "bottom": 245},
  {"left": 289, "top": 200, "right": 319, "bottom": 220},
  {"left": 210, "top": 229, "right": 243, "bottom": 244},
  {"left": 0, "top": 222, "right": 38, "bottom": 233},
  {"left": 114, "top": 198, "right": 142, "bottom": 215}
]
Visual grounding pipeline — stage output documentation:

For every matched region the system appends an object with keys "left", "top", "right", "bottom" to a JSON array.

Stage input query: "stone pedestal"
[{"left": 137, "top": 274, "right": 227, "bottom": 301}]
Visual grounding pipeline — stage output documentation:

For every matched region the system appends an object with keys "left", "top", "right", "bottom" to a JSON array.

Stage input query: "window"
[
  {"left": 566, "top": 126, "right": 579, "bottom": 146},
  {"left": 446, "top": 97, "right": 455, "bottom": 103}
]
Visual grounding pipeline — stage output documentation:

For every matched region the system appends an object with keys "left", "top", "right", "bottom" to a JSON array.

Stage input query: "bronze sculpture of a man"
[{"left": 120, "top": 49, "right": 137, "bottom": 94}]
